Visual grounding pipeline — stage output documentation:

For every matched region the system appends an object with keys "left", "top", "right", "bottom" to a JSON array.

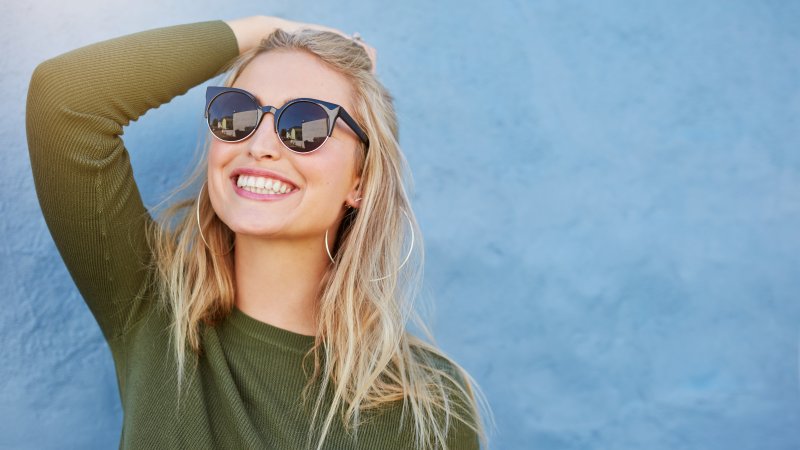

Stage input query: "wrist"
[{"left": 225, "top": 15, "right": 277, "bottom": 55}]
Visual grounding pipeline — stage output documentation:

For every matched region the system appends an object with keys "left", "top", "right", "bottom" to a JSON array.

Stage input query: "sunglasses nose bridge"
[
  {"left": 258, "top": 105, "right": 279, "bottom": 131},
  {"left": 249, "top": 106, "right": 286, "bottom": 150}
]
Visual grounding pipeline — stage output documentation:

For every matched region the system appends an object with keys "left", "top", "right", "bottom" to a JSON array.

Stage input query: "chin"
[
  {"left": 225, "top": 222, "right": 280, "bottom": 237},
  {"left": 226, "top": 214, "right": 296, "bottom": 236}
]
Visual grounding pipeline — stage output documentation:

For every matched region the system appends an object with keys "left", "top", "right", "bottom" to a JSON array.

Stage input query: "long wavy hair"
[{"left": 144, "top": 27, "right": 494, "bottom": 450}]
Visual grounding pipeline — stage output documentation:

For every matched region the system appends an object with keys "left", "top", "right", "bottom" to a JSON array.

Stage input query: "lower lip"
[{"left": 231, "top": 178, "right": 299, "bottom": 201}]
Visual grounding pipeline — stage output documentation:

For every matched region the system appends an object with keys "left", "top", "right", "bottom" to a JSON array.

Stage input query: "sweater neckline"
[{"left": 226, "top": 305, "right": 316, "bottom": 353}]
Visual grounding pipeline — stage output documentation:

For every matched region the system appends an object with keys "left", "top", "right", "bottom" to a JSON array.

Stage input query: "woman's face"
[{"left": 207, "top": 49, "right": 363, "bottom": 241}]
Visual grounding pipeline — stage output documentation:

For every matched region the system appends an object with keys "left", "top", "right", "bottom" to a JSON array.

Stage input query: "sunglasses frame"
[{"left": 204, "top": 86, "right": 369, "bottom": 154}]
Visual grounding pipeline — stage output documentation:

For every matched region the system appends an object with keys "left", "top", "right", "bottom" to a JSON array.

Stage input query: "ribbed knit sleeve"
[{"left": 25, "top": 20, "right": 240, "bottom": 342}]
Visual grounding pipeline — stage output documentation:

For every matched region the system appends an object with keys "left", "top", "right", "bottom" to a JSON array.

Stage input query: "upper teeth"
[{"left": 237, "top": 175, "right": 295, "bottom": 193}]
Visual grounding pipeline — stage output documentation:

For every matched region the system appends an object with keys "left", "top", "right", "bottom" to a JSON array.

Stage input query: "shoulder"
[
  {"left": 412, "top": 345, "right": 470, "bottom": 392},
  {"left": 411, "top": 345, "right": 482, "bottom": 449}
]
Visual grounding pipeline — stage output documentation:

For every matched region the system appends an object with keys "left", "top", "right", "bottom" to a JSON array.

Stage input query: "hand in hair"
[{"left": 224, "top": 15, "right": 378, "bottom": 73}]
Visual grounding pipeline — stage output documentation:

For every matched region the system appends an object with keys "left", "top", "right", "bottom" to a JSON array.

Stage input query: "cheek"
[
  {"left": 206, "top": 145, "right": 238, "bottom": 191},
  {"left": 307, "top": 151, "right": 355, "bottom": 193},
  {"left": 207, "top": 144, "right": 226, "bottom": 172},
  {"left": 205, "top": 145, "right": 233, "bottom": 210}
]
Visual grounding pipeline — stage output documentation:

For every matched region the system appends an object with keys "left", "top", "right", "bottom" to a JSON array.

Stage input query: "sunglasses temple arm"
[{"left": 338, "top": 109, "right": 370, "bottom": 148}]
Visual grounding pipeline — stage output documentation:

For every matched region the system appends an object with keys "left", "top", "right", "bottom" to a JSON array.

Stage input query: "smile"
[{"left": 232, "top": 176, "right": 299, "bottom": 201}]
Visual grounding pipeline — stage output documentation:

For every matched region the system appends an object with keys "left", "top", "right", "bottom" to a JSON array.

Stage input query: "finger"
[
  {"left": 276, "top": 20, "right": 377, "bottom": 72},
  {"left": 355, "top": 42, "right": 377, "bottom": 72},
  {"left": 367, "top": 47, "right": 378, "bottom": 73}
]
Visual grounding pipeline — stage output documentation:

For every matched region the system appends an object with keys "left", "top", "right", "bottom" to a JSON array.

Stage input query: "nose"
[{"left": 247, "top": 111, "right": 283, "bottom": 160}]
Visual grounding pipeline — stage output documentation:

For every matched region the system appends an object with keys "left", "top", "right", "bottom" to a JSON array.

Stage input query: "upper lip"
[{"left": 230, "top": 168, "right": 299, "bottom": 189}]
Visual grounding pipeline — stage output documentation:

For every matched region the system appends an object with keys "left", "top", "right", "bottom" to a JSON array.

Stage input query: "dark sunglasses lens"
[
  {"left": 278, "top": 102, "right": 330, "bottom": 152},
  {"left": 207, "top": 91, "right": 258, "bottom": 141}
]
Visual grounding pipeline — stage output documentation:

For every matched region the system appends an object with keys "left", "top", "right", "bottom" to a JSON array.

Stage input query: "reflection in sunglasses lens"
[
  {"left": 278, "top": 102, "right": 330, "bottom": 152},
  {"left": 207, "top": 91, "right": 258, "bottom": 141}
]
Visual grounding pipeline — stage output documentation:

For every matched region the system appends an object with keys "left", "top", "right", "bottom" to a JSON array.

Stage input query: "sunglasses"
[{"left": 204, "top": 86, "right": 369, "bottom": 154}]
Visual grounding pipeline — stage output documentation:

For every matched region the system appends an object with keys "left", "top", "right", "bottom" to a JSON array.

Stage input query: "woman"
[{"left": 27, "top": 15, "right": 492, "bottom": 450}]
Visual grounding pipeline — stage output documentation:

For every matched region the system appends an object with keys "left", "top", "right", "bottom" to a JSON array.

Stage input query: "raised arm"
[{"left": 25, "top": 20, "right": 240, "bottom": 343}]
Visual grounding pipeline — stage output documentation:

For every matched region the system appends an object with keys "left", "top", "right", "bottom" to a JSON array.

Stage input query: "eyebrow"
[
  {"left": 276, "top": 96, "right": 299, "bottom": 106},
  {"left": 255, "top": 95, "right": 300, "bottom": 107}
]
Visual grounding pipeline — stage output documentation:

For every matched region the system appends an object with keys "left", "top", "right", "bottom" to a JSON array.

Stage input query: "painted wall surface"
[{"left": 3, "top": 1, "right": 799, "bottom": 449}]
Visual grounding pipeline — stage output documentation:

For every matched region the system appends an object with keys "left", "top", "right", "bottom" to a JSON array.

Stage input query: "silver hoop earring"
[
  {"left": 196, "top": 180, "right": 234, "bottom": 256},
  {"left": 324, "top": 208, "right": 414, "bottom": 282}
]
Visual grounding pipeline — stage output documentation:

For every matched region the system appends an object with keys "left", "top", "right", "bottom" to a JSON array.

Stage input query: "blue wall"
[{"left": 4, "top": 1, "right": 800, "bottom": 449}]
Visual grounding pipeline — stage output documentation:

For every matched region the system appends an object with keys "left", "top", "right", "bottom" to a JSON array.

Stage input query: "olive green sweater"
[{"left": 25, "top": 19, "right": 479, "bottom": 450}]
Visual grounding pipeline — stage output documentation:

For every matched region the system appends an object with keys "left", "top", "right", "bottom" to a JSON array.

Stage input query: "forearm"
[{"left": 31, "top": 20, "right": 239, "bottom": 119}]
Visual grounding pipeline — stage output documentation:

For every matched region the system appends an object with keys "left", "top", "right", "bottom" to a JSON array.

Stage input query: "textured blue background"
[{"left": 3, "top": 1, "right": 800, "bottom": 449}]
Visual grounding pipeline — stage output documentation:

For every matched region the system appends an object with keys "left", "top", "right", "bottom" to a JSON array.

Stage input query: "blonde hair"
[{"left": 145, "top": 28, "right": 494, "bottom": 450}]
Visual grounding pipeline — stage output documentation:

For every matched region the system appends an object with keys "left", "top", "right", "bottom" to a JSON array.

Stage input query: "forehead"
[{"left": 232, "top": 49, "right": 355, "bottom": 110}]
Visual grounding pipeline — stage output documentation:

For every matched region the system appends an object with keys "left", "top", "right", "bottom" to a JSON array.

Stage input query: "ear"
[{"left": 344, "top": 175, "right": 362, "bottom": 209}]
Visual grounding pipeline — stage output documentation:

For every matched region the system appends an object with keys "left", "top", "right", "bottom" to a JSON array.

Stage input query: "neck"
[{"left": 233, "top": 233, "right": 333, "bottom": 337}]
